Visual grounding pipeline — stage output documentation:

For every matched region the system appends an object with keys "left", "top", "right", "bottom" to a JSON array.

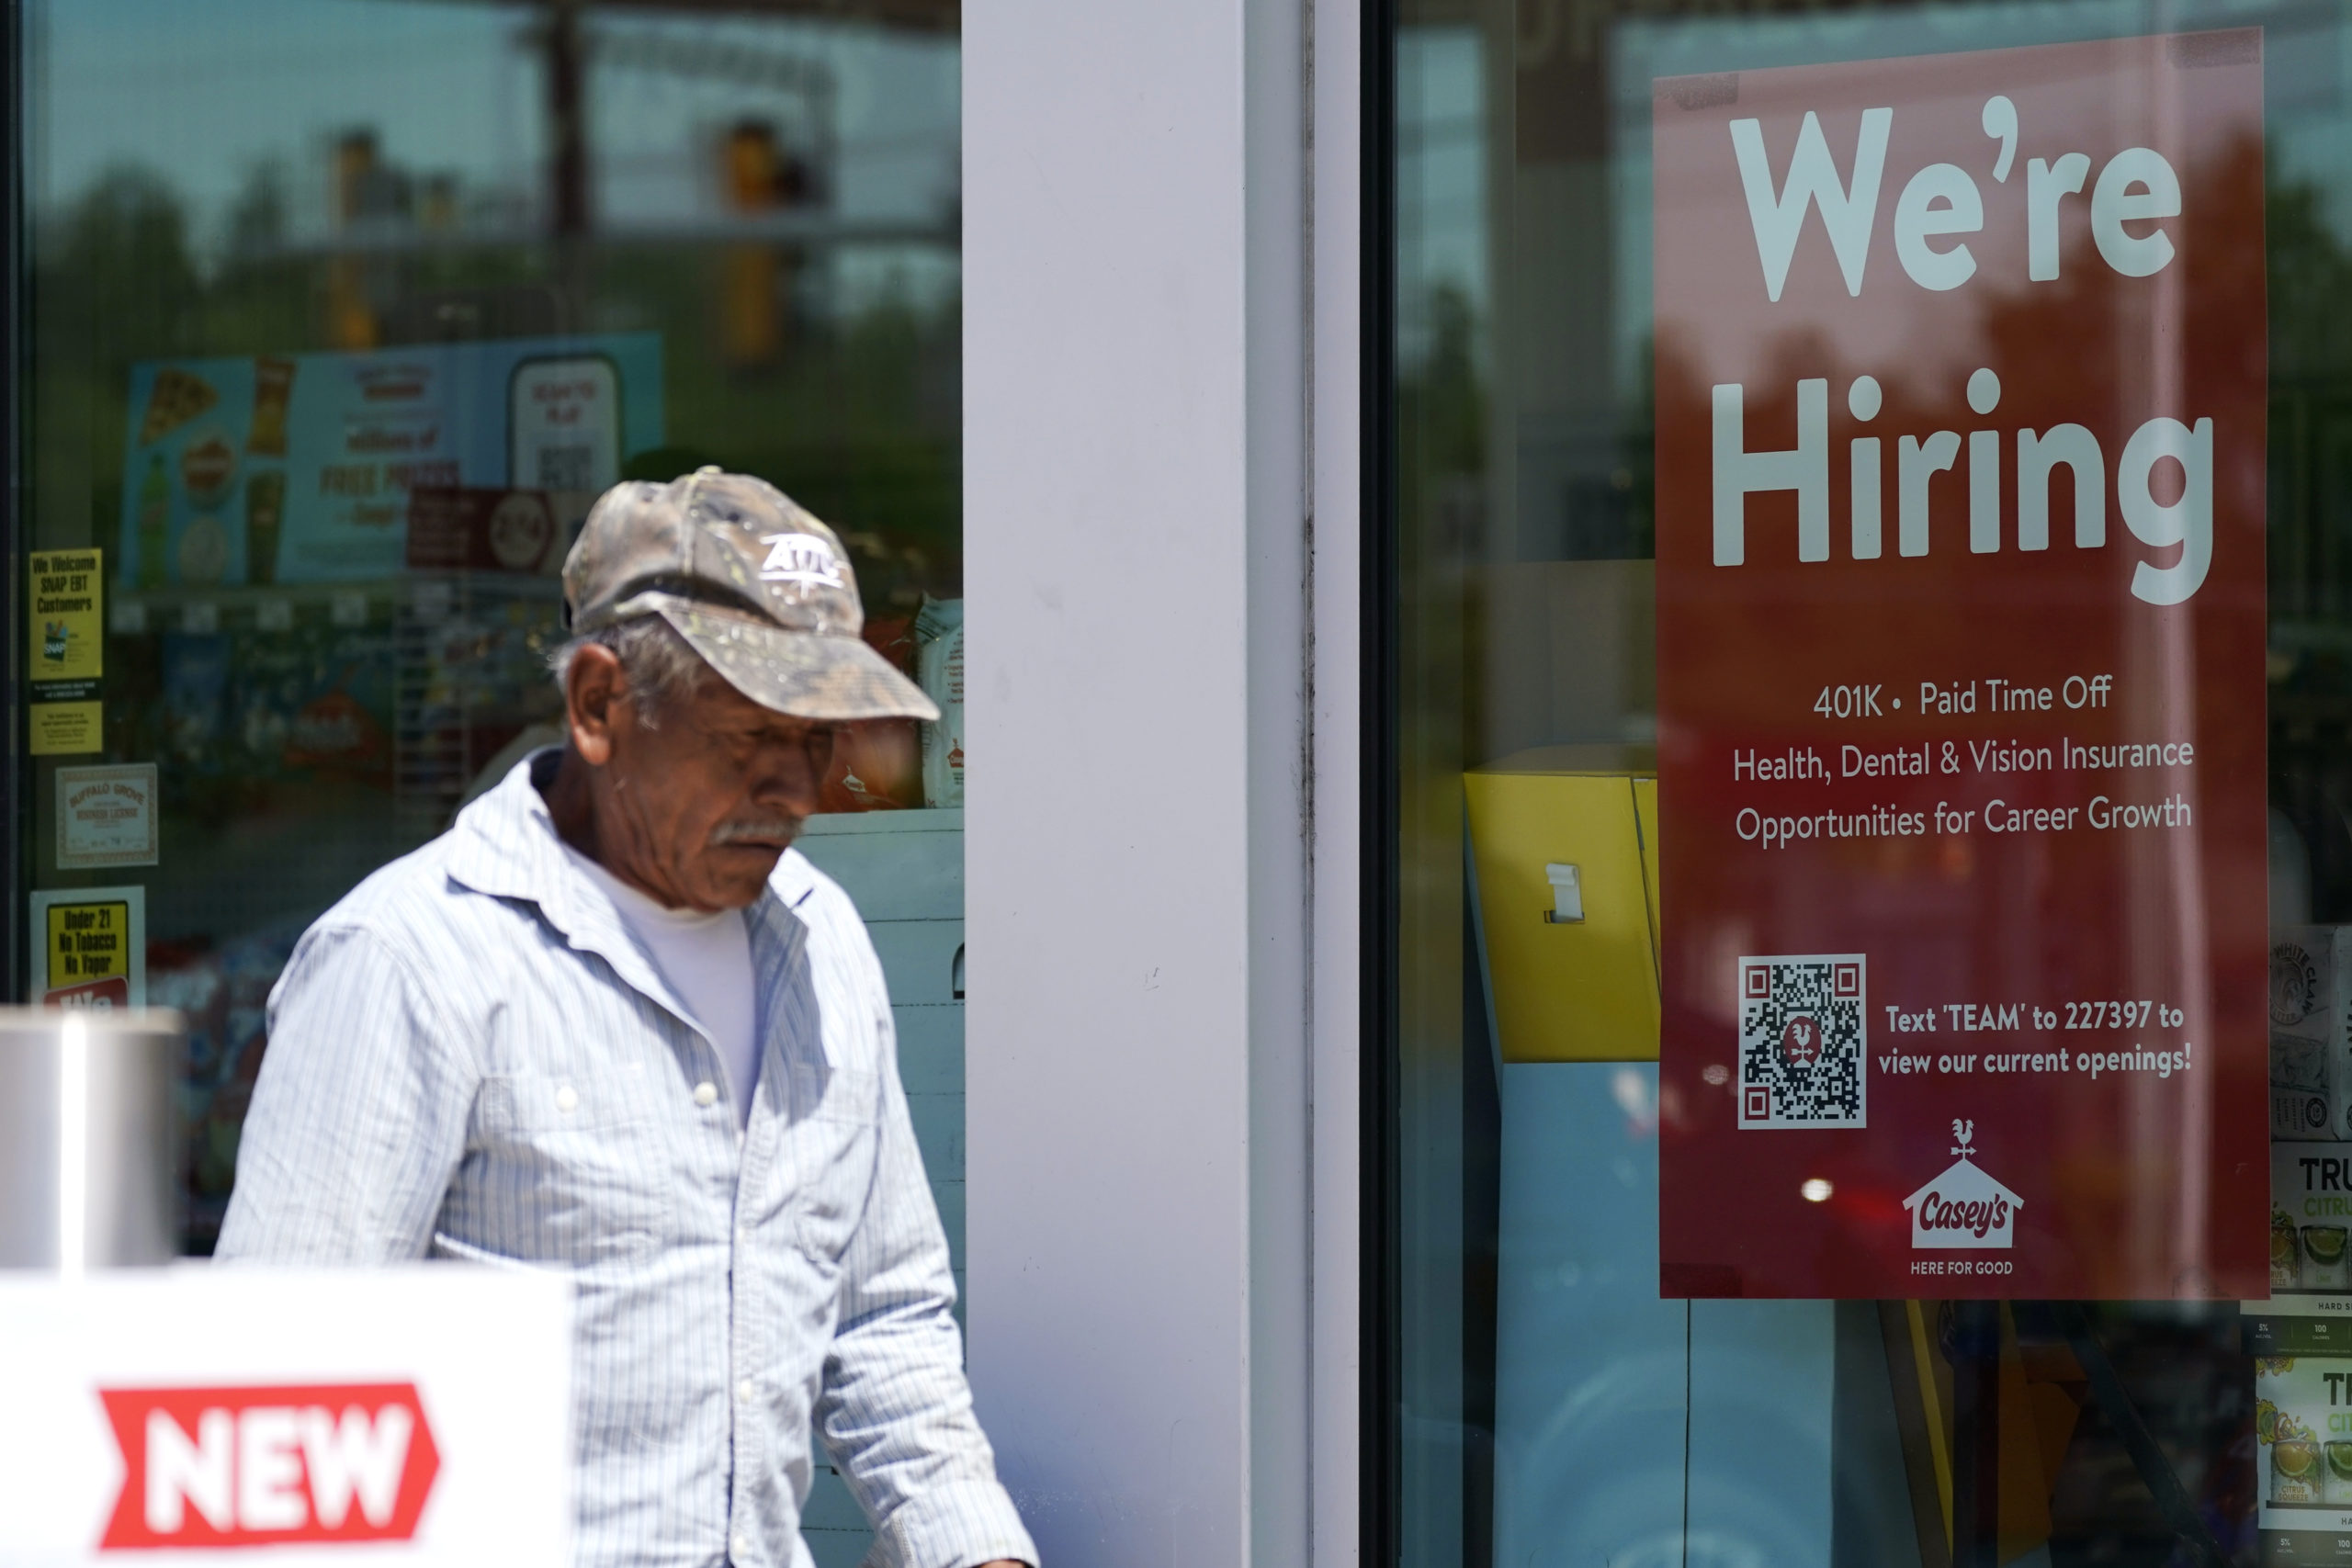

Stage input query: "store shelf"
[
  {"left": 240, "top": 212, "right": 956, "bottom": 264},
  {"left": 108, "top": 571, "right": 564, "bottom": 635}
]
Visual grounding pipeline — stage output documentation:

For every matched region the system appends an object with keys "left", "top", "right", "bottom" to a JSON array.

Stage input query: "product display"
[
  {"left": 820, "top": 720, "right": 921, "bottom": 813},
  {"left": 15, "top": 24, "right": 975, "bottom": 1472},
  {"left": 159, "top": 633, "right": 232, "bottom": 769},
  {"left": 2308, "top": 1226, "right": 2350, "bottom": 1291},
  {"left": 149, "top": 917, "right": 307, "bottom": 1248},
  {"left": 243, "top": 469, "right": 286, "bottom": 585},
  {"left": 2275, "top": 928, "right": 2352, "bottom": 1140},
  {"left": 130, "top": 620, "right": 404, "bottom": 789},
  {"left": 916, "top": 595, "right": 964, "bottom": 808},
  {"left": 2248, "top": 1143, "right": 2352, "bottom": 1353},
  {"left": 2256, "top": 1355, "right": 2352, "bottom": 1552}
]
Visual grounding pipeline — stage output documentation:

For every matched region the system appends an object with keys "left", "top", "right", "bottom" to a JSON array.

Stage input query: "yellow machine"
[{"left": 1464, "top": 745, "right": 1660, "bottom": 1062}]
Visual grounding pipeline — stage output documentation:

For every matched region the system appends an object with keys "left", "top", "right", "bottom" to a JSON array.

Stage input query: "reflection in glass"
[
  {"left": 23, "top": 7, "right": 962, "bottom": 1561},
  {"left": 1388, "top": 0, "right": 2352, "bottom": 1561}
]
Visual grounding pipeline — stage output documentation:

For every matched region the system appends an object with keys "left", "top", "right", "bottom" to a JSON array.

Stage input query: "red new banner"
[
  {"left": 1653, "top": 31, "right": 2268, "bottom": 1298},
  {"left": 97, "top": 1383, "right": 440, "bottom": 1549}
]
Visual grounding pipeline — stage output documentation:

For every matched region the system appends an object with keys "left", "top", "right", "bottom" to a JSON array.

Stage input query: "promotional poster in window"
[
  {"left": 118, "top": 334, "right": 662, "bottom": 588},
  {"left": 1651, "top": 32, "right": 2268, "bottom": 1298}
]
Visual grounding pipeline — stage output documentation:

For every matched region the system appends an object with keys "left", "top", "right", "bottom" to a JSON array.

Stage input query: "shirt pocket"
[
  {"left": 429, "top": 1230, "right": 560, "bottom": 1274},
  {"left": 783, "top": 1063, "right": 879, "bottom": 1265},
  {"left": 463, "top": 1066, "right": 673, "bottom": 1266}
]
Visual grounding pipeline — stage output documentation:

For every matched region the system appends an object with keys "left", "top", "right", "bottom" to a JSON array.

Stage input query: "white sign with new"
[{"left": 0, "top": 1267, "right": 571, "bottom": 1564}]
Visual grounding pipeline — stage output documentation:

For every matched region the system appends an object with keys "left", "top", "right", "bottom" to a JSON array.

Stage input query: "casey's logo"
[
  {"left": 1902, "top": 1119, "right": 2025, "bottom": 1250},
  {"left": 96, "top": 1383, "right": 439, "bottom": 1549}
]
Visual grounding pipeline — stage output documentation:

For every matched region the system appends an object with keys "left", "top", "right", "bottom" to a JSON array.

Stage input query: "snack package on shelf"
[
  {"left": 2274, "top": 928, "right": 2352, "bottom": 1141},
  {"left": 820, "top": 720, "right": 921, "bottom": 813},
  {"left": 815, "top": 612, "right": 921, "bottom": 812},
  {"left": 223, "top": 622, "right": 398, "bottom": 786},
  {"left": 915, "top": 595, "right": 964, "bottom": 809},
  {"left": 2256, "top": 1354, "right": 2352, "bottom": 1542},
  {"left": 149, "top": 915, "right": 308, "bottom": 1250}
]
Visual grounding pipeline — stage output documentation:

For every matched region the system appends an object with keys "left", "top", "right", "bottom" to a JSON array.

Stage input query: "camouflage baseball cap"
[{"left": 562, "top": 468, "right": 938, "bottom": 723}]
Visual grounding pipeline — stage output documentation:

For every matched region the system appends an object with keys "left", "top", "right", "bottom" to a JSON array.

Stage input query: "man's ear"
[{"left": 564, "top": 644, "right": 630, "bottom": 767}]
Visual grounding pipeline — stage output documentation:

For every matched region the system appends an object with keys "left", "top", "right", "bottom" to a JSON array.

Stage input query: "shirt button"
[
  {"left": 554, "top": 1085, "right": 579, "bottom": 1114},
  {"left": 736, "top": 1378, "right": 755, "bottom": 1404},
  {"left": 731, "top": 1531, "right": 752, "bottom": 1558},
  {"left": 694, "top": 1081, "right": 718, "bottom": 1108}
]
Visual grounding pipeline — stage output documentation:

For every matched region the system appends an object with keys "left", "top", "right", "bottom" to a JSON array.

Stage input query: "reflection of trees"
[
  {"left": 28, "top": 162, "right": 965, "bottom": 604},
  {"left": 2266, "top": 166, "right": 2352, "bottom": 624},
  {"left": 2258, "top": 166, "right": 2352, "bottom": 920},
  {"left": 1398, "top": 281, "right": 1485, "bottom": 752},
  {"left": 2270, "top": 171, "right": 2352, "bottom": 385},
  {"left": 1400, "top": 280, "right": 1487, "bottom": 520}
]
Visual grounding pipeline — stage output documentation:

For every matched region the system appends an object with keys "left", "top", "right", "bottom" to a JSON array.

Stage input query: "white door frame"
[{"left": 962, "top": 0, "right": 1361, "bottom": 1560}]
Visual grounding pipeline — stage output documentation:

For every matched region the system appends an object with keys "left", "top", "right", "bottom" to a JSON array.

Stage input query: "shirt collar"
[{"left": 446, "top": 750, "right": 818, "bottom": 1056}]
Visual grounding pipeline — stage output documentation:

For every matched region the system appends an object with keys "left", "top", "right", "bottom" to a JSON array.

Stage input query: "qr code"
[
  {"left": 1737, "top": 954, "right": 1865, "bottom": 1129},
  {"left": 534, "top": 445, "right": 601, "bottom": 491}
]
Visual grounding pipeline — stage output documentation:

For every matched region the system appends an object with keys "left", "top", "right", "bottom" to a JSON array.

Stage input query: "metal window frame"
[
  {"left": 1361, "top": 0, "right": 1400, "bottom": 1560},
  {"left": 962, "top": 0, "right": 1365, "bottom": 1558},
  {"left": 5, "top": 0, "right": 26, "bottom": 1003}
]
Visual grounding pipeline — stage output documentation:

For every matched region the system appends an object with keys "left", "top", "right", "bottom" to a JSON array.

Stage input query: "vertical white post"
[
  {"left": 964, "top": 0, "right": 1358, "bottom": 1562},
  {"left": 1307, "top": 2, "right": 1363, "bottom": 1560},
  {"left": 58, "top": 1013, "right": 88, "bottom": 1280}
]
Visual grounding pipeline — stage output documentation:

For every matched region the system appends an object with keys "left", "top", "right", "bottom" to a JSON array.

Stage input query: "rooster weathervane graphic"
[{"left": 1951, "top": 1119, "right": 1975, "bottom": 1158}]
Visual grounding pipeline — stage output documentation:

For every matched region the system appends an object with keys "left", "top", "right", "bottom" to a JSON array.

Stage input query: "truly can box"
[
  {"left": 2271, "top": 1143, "right": 2352, "bottom": 1294},
  {"left": 2275, "top": 928, "right": 2352, "bottom": 1142},
  {"left": 2256, "top": 1355, "right": 2352, "bottom": 1518}
]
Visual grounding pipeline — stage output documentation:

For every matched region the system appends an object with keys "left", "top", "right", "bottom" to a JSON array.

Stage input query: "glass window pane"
[
  {"left": 20, "top": 6, "right": 961, "bottom": 1561},
  {"left": 1384, "top": 0, "right": 2348, "bottom": 1561}
]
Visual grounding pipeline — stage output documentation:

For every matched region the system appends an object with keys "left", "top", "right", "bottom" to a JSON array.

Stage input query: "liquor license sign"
[{"left": 1653, "top": 31, "right": 2268, "bottom": 1298}]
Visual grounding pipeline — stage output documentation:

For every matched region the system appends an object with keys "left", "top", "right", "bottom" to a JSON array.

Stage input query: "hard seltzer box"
[{"left": 2274, "top": 927, "right": 2352, "bottom": 1142}]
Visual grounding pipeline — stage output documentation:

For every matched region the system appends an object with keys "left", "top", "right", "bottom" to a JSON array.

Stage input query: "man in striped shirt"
[{"left": 220, "top": 470, "right": 1035, "bottom": 1568}]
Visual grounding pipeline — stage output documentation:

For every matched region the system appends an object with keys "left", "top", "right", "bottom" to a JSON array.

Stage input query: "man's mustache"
[{"left": 709, "top": 818, "right": 802, "bottom": 848}]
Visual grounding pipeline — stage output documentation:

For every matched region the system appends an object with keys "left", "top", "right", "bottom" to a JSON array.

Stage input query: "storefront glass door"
[
  {"left": 1378, "top": 0, "right": 2352, "bottom": 1562},
  {"left": 15, "top": 6, "right": 966, "bottom": 1562}
]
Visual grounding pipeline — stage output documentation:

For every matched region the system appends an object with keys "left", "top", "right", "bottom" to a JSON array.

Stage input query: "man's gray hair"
[{"left": 548, "top": 615, "right": 712, "bottom": 729}]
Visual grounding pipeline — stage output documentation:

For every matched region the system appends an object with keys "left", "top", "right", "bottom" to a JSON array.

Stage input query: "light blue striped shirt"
[{"left": 217, "top": 752, "right": 1036, "bottom": 1568}]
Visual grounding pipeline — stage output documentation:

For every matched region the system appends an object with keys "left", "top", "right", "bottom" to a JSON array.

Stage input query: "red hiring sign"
[
  {"left": 1653, "top": 32, "right": 2269, "bottom": 1299},
  {"left": 96, "top": 1383, "right": 439, "bottom": 1549}
]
